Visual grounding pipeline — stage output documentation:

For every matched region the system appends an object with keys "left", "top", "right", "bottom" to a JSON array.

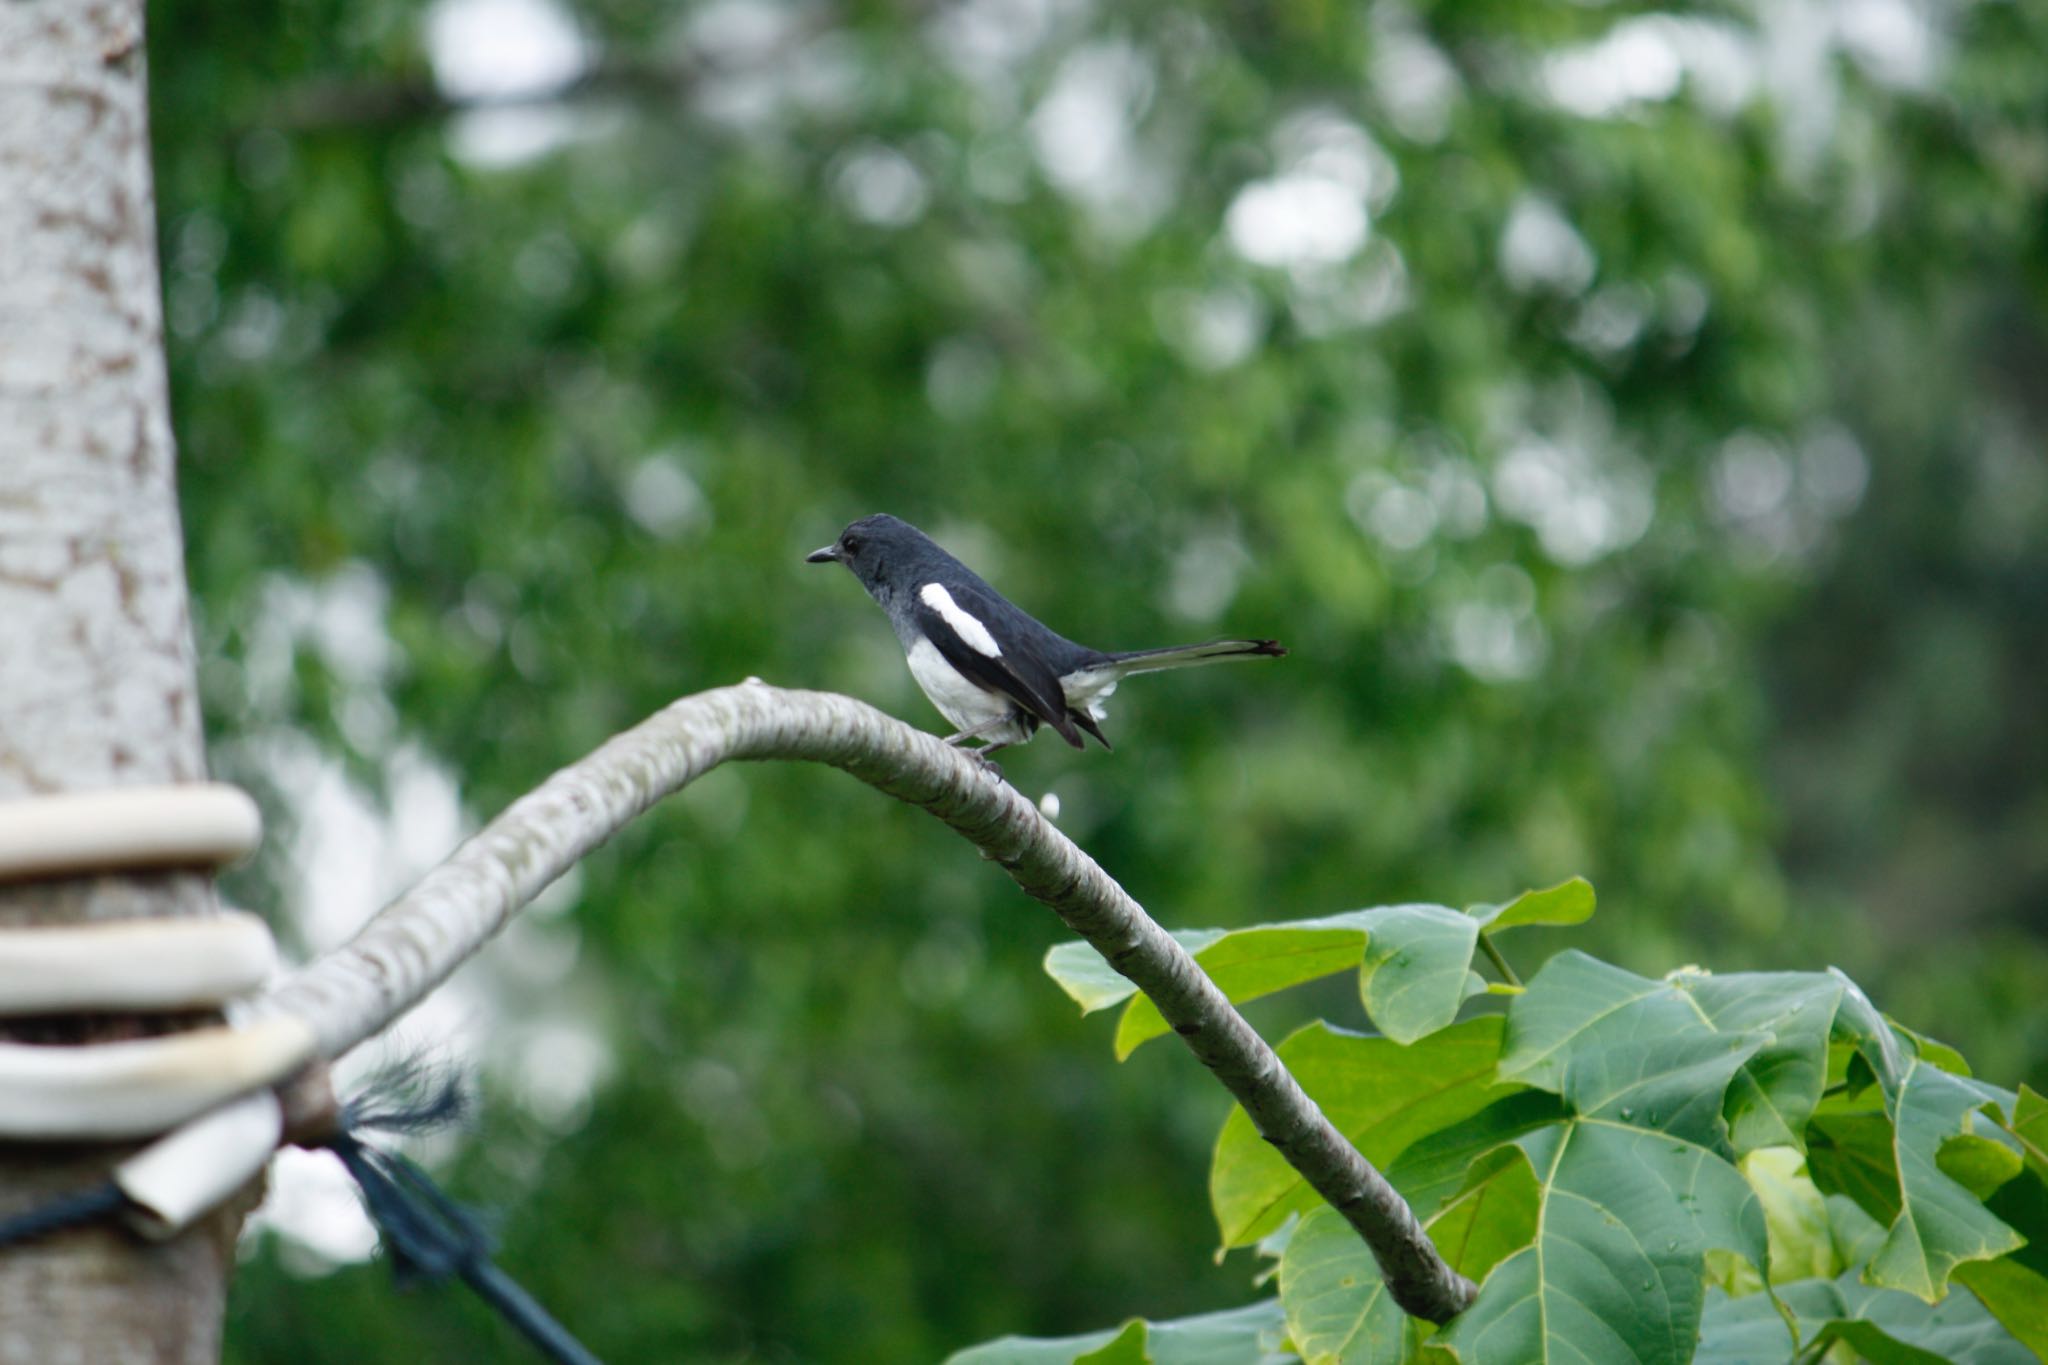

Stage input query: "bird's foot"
[{"left": 940, "top": 730, "right": 1009, "bottom": 782}]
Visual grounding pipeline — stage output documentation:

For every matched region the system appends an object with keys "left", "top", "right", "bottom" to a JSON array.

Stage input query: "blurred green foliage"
[{"left": 143, "top": 0, "right": 2048, "bottom": 1358}]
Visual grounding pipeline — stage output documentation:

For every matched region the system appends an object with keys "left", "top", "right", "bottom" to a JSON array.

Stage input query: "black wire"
[
  {"left": 456, "top": 1250, "right": 606, "bottom": 1365},
  {"left": 0, "top": 1181, "right": 125, "bottom": 1250},
  {"left": 331, "top": 1124, "right": 602, "bottom": 1365}
]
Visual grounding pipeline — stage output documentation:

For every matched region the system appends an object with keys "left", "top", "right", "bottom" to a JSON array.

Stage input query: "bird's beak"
[{"left": 805, "top": 544, "right": 839, "bottom": 565}]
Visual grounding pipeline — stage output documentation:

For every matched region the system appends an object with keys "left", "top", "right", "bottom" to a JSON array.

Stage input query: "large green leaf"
[
  {"left": 1688, "top": 972, "right": 1843, "bottom": 1154},
  {"left": 1804, "top": 1040, "right": 2047, "bottom": 1365},
  {"left": 1434, "top": 1119, "right": 1768, "bottom": 1365},
  {"left": 1280, "top": 1204, "right": 1422, "bottom": 1365},
  {"left": 1954, "top": 1122, "right": 2048, "bottom": 1349},
  {"left": 1691, "top": 1287, "right": 1804, "bottom": 1364},
  {"left": 1698, "top": 1274, "right": 2034, "bottom": 1364},
  {"left": 944, "top": 1300, "right": 1291, "bottom": 1365},
  {"left": 1865, "top": 1059, "right": 2024, "bottom": 1300},
  {"left": 1383, "top": 1091, "right": 1573, "bottom": 1221},
  {"left": 1211, "top": 1018, "right": 1516, "bottom": 1248},
  {"left": 1808, "top": 1048, "right": 2026, "bottom": 1304},
  {"left": 1045, "top": 904, "right": 1483, "bottom": 1060},
  {"left": 1355, "top": 905, "right": 1484, "bottom": 1045},
  {"left": 1954, "top": 1257, "right": 2048, "bottom": 1357},
  {"left": 1496, "top": 952, "right": 1769, "bottom": 1147},
  {"left": 1463, "top": 878, "right": 1596, "bottom": 933},
  {"left": 1278, "top": 1150, "right": 1537, "bottom": 1365},
  {"left": 1816, "top": 1272, "right": 2032, "bottom": 1363}
]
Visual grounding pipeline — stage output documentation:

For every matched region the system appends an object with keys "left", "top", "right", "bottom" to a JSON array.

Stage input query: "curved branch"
[{"left": 250, "top": 682, "right": 1477, "bottom": 1322}]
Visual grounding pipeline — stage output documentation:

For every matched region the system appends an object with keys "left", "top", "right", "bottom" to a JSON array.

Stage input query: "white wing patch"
[{"left": 919, "top": 582, "right": 1002, "bottom": 657}]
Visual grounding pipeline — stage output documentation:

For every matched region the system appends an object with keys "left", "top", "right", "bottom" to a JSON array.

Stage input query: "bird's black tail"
[{"left": 1098, "top": 638, "right": 1286, "bottom": 675}]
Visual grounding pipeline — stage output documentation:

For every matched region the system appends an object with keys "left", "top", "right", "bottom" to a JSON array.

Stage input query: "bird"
[{"left": 806, "top": 514, "right": 1285, "bottom": 760}]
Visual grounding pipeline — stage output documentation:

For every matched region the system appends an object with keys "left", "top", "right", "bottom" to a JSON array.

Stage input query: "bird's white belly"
[{"left": 906, "top": 638, "right": 1030, "bottom": 742}]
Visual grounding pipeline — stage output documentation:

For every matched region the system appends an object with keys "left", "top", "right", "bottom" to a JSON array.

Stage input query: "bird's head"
[{"left": 805, "top": 514, "right": 930, "bottom": 597}]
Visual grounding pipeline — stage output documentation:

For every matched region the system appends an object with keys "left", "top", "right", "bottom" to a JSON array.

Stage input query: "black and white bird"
[{"left": 807, "top": 514, "right": 1285, "bottom": 757}]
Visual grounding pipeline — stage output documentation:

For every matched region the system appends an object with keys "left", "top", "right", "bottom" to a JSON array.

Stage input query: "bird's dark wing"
[{"left": 913, "top": 585, "right": 1085, "bottom": 748}]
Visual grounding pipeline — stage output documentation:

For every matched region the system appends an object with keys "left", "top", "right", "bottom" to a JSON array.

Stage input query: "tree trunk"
[{"left": 0, "top": 2, "right": 239, "bottom": 1359}]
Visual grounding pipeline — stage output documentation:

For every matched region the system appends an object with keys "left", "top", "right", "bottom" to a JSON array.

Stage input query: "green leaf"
[
  {"left": 1710, "top": 1147, "right": 1853, "bottom": 1296},
  {"left": 1279, "top": 1151, "right": 1537, "bottom": 1365},
  {"left": 1048, "top": 903, "right": 1483, "bottom": 1060},
  {"left": 1693, "top": 1286, "right": 1804, "bottom": 1364},
  {"left": 2006, "top": 1084, "right": 2048, "bottom": 1179},
  {"left": 1211, "top": 1018, "right": 1516, "bottom": 1248},
  {"left": 1048, "top": 893, "right": 1572, "bottom": 1061},
  {"left": 1981, "top": 1157, "right": 2048, "bottom": 1280},
  {"left": 1356, "top": 904, "right": 1482, "bottom": 1044},
  {"left": 1279, "top": 1204, "right": 1423, "bottom": 1365},
  {"left": 1938, "top": 1132, "right": 2025, "bottom": 1202},
  {"left": 1688, "top": 972, "right": 1843, "bottom": 1154},
  {"left": 1111, "top": 920, "right": 1367, "bottom": 1058},
  {"left": 1384, "top": 1091, "right": 1573, "bottom": 1220},
  {"left": 1434, "top": 1119, "right": 1768, "bottom": 1365},
  {"left": 1422, "top": 1148, "right": 1544, "bottom": 1289},
  {"left": 1044, "top": 930, "right": 1227, "bottom": 1014},
  {"left": 944, "top": 1300, "right": 1289, "bottom": 1365},
  {"left": 1744, "top": 1146, "right": 1838, "bottom": 1285},
  {"left": 1827, "top": 1192, "right": 1890, "bottom": 1268},
  {"left": 947, "top": 1323, "right": 1135, "bottom": 1364},
  {"left": 1823, "top": 1272, "right": 2034, "bottom": 1363},
  {"left": 1865, "top": 1059, "right": 2025, "bottom": 1301},
  {"left": 1809, "top": 1110, "right": 1903, "bottom": 1223},
  {"left": 1954, "top": 1257, "right": 2048, "bottom": 1357},
  {"left": 1810, "top": 1055, "right": 2028, "bottom": 1303},
  {"left": 1830, "top": 969, "right": 1906, "bottom": 1090},
  {"left": 1700, "top": 1274, "right": 2035, "bottom": 1365},
  {"left": 1072, "top": 1322, "right": 1149, "bottom": 1365},
  {"left": 1464, "top": 877, "right": 1595, "bottom": 932},
  {"left": 1890, "top": 1019, "right": 1974, "bottom": 1076},
  {"left": 1497, "top": 952, "right": 1768, "bottom": 1146}
]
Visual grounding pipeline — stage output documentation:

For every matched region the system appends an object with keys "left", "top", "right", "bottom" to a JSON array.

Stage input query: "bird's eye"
[{"left": 842, "top": 535, "right": 862, "bottom": 555}]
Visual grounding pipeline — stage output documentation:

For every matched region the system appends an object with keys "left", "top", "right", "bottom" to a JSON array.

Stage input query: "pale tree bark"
[{"left": 0, "top": 1, "right": 241, "bottom": 1360}]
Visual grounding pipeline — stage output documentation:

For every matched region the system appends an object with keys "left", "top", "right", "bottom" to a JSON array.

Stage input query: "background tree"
[
  {"left": 137, "top": 0, "right": 2048, "bottom": 1359},
  {"left": 0, "top": 2, "right": 240, "bottom": 1357}
]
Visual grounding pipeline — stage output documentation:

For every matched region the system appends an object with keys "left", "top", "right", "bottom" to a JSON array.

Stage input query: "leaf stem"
[
  {"left": 1792, "top": 1332, "right": 1835, "bottom": 1365},
  {"left": 1479, "top": 933, "right": 1521, "bottom": 988}
]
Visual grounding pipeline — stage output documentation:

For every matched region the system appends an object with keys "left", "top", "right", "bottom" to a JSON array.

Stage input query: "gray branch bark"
[
  {"left": 255, "top": 682, "right": 1478, "bottom": 1323},
  {"left": 0, "top": 1, "right": 242, "bottom": 1359}
]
